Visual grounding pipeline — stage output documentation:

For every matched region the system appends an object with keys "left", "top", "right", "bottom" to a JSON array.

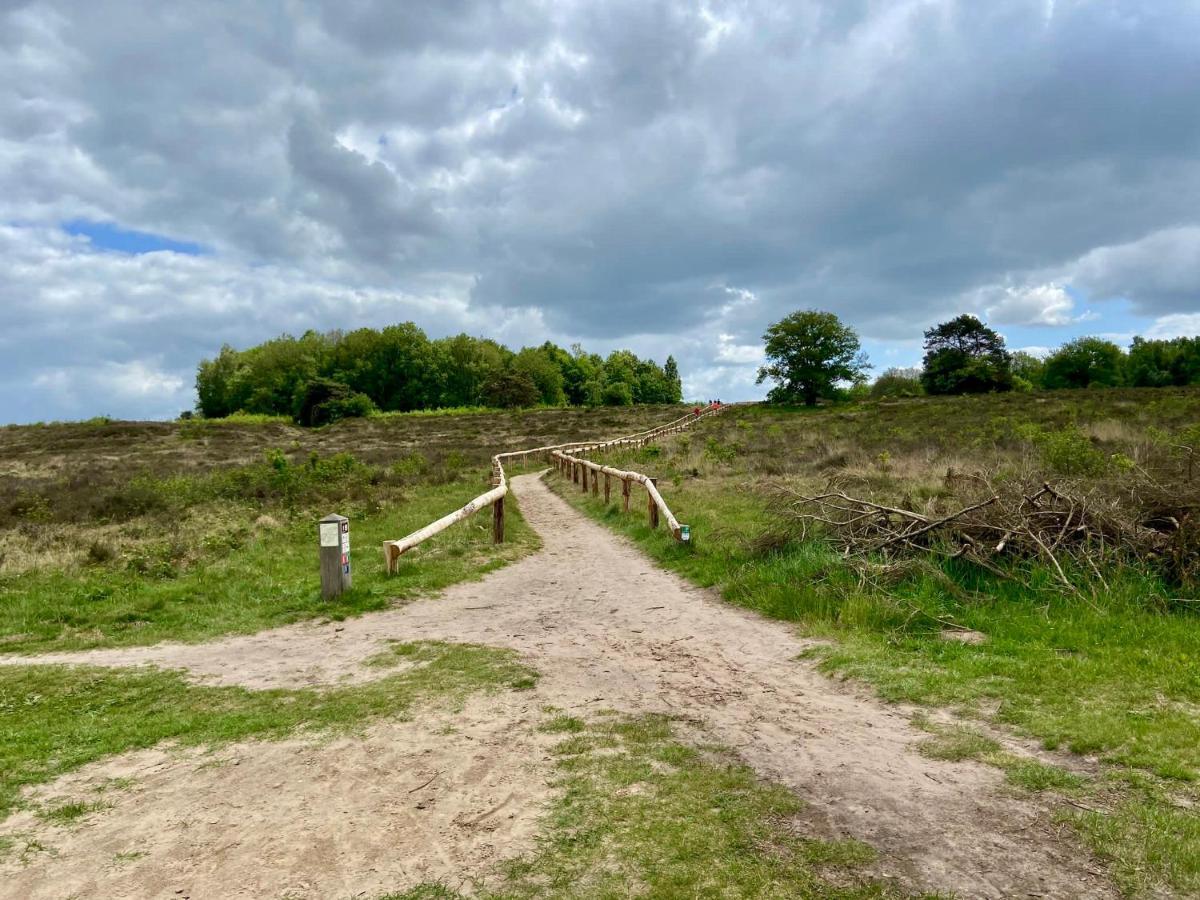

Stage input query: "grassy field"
[
  {"left": 4, "top": 394, "right": 1199, "bottom": 895},
  {"left": 0, "top": 404, "right": 684, "bottom": 653},
  {"left": 550, "top": 388, "right": 1200, "bottom": 897}
]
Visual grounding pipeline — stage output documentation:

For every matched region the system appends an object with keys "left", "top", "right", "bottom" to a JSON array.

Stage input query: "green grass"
[
  {"left": 0, "top": 478, "right": 538, "bottom": 654},
  {"left": 0, "top": 641, "right": 535, "bottom": 819},
  {"left": 547, "top": 394, "right": 1200, "bottom": 897},
  {"left": 387, "top": 714, "right": 920, "bottom": 900},
  {"left": 37, "top": 799, "right": 111, "bottom": 825}
]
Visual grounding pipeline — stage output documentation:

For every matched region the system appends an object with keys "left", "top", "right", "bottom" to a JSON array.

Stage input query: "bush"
[
  {"left": 602, "top": 382, "right": 634, "bottom": 406},
  {"left": 1041, "top": 338, "right": 1126, "bottom": 390},
  {"left": 1020, "top": 425, "right": 1108, "bottom": 476},
  {"left": 294, "top": 378, "right": 377, "bottom": 427},
  {"left": 870, "top": 367, "right": 924, "bottom": 399}
]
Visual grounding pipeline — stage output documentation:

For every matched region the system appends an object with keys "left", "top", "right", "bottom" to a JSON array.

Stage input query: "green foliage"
[
  {"left": 1127, "top": 336, "right": 1200, "bottom": 388},
  {"left": 869, "top": 366, "right": 924, "bottom": 399},
  {"left": 920, "top": 314, "right": 1013, "bottom": 395},
  {"left": 601, "top": 380, "right": 634, "bottom": 406},
  {"left": 1042, "top": 337, "right": 1127, "bottom": 389},
  {"left": 195, "top": 326, "right": 680, "bottom": 422},
  {"left": 481, "top": 368, "right": 540, "bottom": 409},
  {"left": 1010, "top": 351, "right": 1045, "bottom": 389},
  {"left": 1019, "top": 424, "right": 1108, "bottom": 476},
  {"left": 756, "top": 309, "right": 870, "bottom": 406},
  {"left": 293, "top": 377, "right": 377, "bottom": 427}
]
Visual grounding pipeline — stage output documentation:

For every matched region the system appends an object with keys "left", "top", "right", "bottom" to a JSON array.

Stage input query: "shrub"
[
  {"left": 602, "top": 381, "right": 634, "bottom": 406},
  {"left": 1021, "top": 425, "right": 1108, "bottom": 476},
  {"left": 870, "top": 367, "right": 924, "bottom": 399},
  {"left": 294, "top": 378, "right": 378, "bottom": 427}
]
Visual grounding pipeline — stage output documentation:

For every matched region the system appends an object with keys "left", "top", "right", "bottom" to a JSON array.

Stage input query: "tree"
[
  {"left": 869, "top": 367, "right": 923, "bottom": 399},
  {"left": 1010, "top": 351, "right": 1045, "bottom": 391},
  {"left": 512, "top": 345, "right": 566, "bottom": 405},
  {"left": 481, "top": 368, "right": 540, "bottom": 408},
  {"left": 663, "top": 355, "right": 683, "bottom": 402},
  {"left": 1041, "top": 337, "right": 1126, "bottom": 389},
  {"left": 294, "top": 378, "right": 377, "bottom": 427},
  {"left": 756, "top": 310, "right": 870, "bottom": 406},
  {"left": 1127, "top": 336, "right": 1200, "bottom": 387},
  {"left": 602, "top": 381, "right": 634, "bottom": 406},
  {"left": 920, "top": 315, "right": 1013, "bottom": 395}
]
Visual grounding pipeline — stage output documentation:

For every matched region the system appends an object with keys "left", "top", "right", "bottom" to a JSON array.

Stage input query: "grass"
[
  {"left": 549, "top": 388, "right": 1200, "bottom": 897},
  {"left": 0, "top": 403, "right": 685, "bottom": 651},
  {"left": 37, "top": 799, "right": 111, "bottom": 825},
  {"left": 386, "top": 713, "right": 920, "bottom": 900},
  {"left": 0, "top": 477, "right": 538, "bottom": 654},
  {"left": 0, "top": 641, "right": 535, "bottom": 820}
]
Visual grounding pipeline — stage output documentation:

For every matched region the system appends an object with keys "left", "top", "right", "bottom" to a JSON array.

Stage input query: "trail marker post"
[{"left": 319, "top": 513, "right": 351, "bottom": 599}]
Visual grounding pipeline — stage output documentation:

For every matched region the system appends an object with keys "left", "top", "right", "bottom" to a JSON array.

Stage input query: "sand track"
[{"left": 2, "top": 472, "right": 1114, "bottom": 898}]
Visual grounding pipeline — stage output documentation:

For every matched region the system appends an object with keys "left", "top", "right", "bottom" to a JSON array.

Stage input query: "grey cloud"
[
  {"left": 1073, "top": 227, "right": 1200, "bottom": 315},
  {"left": 1, "top": 0, "right": 1198, "bottom": 422}
]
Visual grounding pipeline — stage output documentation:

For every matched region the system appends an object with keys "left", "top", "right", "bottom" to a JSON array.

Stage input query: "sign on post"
[{"left": 319, "top": 513, "right": 351, "bottom": 599}]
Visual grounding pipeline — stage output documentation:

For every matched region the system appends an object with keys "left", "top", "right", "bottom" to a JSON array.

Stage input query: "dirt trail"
[{"left": 2, "top": 472, "right": 1114, "bottom": 899}]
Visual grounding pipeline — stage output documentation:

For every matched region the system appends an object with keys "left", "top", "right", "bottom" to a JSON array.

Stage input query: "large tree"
[
  {"left": 756, "top": 310, "right": 870, "bottom": 406},
  {"left": 920, "top": 314, "right": 1013, "bottom": 395},
  {"left": 1041, "top": 337, "right": 1126, "bottom": 389}
]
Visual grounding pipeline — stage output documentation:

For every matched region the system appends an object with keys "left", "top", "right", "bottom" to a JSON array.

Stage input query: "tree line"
[
  {"left": 756, "top": 310, "right": 1200, "bottom": 405},
  {"left": 195, "top": 325, "right": 683, "bottom": 425}
]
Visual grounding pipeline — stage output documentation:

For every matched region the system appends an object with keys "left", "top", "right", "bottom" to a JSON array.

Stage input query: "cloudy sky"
[{"left": 2, "top": 0, "right": 1198, "bottom": 422}]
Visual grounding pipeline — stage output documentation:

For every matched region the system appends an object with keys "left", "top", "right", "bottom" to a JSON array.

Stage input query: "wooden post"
[
  {"left": 492, "top": 496, "right": 505, "bottom": 544},
  {"left": 648, "top": 478, "right": 659, "bottom": 528},
  {"left": 591, "top": 467, "right": 599, "bottom": 497},
  {"left": 604, "top": 473, "right": 611, "bottom": 504},
  {"left": 318, "top": 513, "right": 351, "bottom": 599},
  {"left": 622, "top": 477, "right": 631, "bottom": 512},
  {"left": 581, "top": 464, "right": 589, "bottom": 493},
  {"left": 572, "top": 461, "right": 579, "bottom": 484}
]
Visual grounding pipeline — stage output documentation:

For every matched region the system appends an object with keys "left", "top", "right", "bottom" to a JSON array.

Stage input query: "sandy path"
[{"left": 2, "top": 472, "right": 1114, "bottom": 899}]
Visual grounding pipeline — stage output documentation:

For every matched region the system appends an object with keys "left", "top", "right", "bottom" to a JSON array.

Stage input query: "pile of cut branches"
[{"left": 770, "top": 471, "right": 1196, "bottom": 593}]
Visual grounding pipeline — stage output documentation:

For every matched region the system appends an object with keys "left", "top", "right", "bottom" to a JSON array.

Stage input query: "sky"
[{"left": 2, "top": 0, "right": 1199, "bottom": 423}]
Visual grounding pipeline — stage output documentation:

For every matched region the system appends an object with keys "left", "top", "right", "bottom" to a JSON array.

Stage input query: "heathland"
[{"left": 2, "top": 389, "right": 1198, "bottom": 897}]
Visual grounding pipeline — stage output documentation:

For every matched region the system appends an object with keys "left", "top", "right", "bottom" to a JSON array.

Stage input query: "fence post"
[
  {"left": 591, "top": 467, "right": 599, "bottom": 497},
  {"left": 493, "top": 496, "right": 505, "bottom": 544},
  {"left": 648, "top": 478, "right": 659, "bottom": 529},
  {"left": 604, "top": 473, "right": 611, "bottom": 504},
  {"left": 319, "top": 513, "right": 351, "bottom": 599},
  {"left": 622, "top": 477, "right": 631, "bottom": 512},
  {"left": 573, "top": 461, "right": 579, "bottom": 484},
  {"left": 580, "top": 464, "right": 589, "bottom": 493}
]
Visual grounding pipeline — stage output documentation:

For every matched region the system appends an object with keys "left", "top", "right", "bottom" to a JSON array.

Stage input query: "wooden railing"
[{"left": 383, "top": 405, "right": 728, "bottom": 573}]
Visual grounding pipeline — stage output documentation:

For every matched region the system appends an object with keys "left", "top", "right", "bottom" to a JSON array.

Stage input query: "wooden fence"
[{"left": 383, "top": 405, "right": 728, "bottom": 573}]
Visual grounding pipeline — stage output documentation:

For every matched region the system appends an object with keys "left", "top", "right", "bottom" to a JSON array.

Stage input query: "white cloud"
[
  {"left": 983, "top": 283, "right": 1086, "bottom": 326},
  {"left": 1147, "top": 313, "right": 1200, "bottom": 340}
]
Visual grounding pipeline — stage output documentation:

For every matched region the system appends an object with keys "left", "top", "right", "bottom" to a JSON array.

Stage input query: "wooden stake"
[
  {"left": 604, "top": 473, "right": 611, "bottom": 504},
  {"left": 648, "top": 477, "right": 659, "bottom": 528},
  {"left": 622, "top": 477, "right": 631, "bottom": 512},
  {"left": 492, "top": 496, "right": 505, "bottom": 544},
  {"left": 591, "top": 468, "right": 599, "bottom": 497}
]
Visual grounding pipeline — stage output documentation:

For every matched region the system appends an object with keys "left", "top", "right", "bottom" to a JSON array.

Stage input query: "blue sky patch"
[{"left": 63, "top": 220, "right": 206, "bottom": 255}]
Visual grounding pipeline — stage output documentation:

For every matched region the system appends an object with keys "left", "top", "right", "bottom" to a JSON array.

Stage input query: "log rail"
[{"left": 383, "top": 405, "right": 729, "bottom": 573}]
